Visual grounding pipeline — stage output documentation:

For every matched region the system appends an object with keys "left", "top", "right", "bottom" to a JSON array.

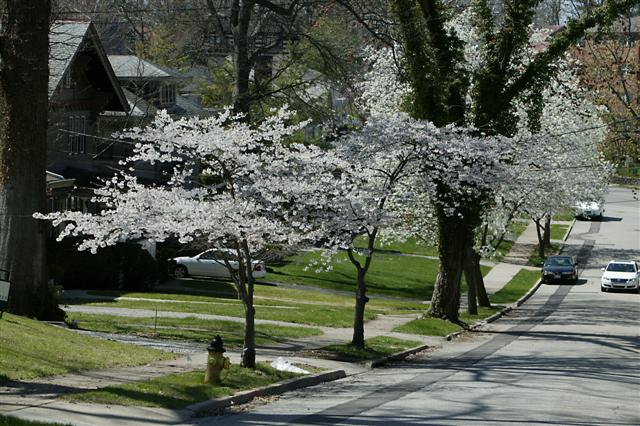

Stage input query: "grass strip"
[
  {"left": 66, "top": 297, "right": 374, "bottom": 328},
  {"left": 62, "top": 363, "right": 303, "bottom": 409},
  {"left": 86, "top": 285, "right": 427, "bottom": 312},
  {"left": 316, "top": 336, "right": 422, "bottom": 362},
  {"left": 66, "top": 312, "right": 321, "bottom": 347},
  {"left": 552, "top": 208, "right": 576, "bottom": 222},
  {"left": 490, "top": 269, "right": 540, "bottom": 305},
  {"left": 527, "top": 243, "right": 561, "bottom": 267},
  {"left": 393, "top": 307, "right": 501, "bottom": 337},
  {"left": 550, "top": 224, "right": 569, "bottom": 240},
  {"left": 395, "top": 268, "right": 540, "bottom": 336},
  {"left": 0, "top": 314, "right": 173, "bottom": 381},
  {"left": 0, "top": 415, "right": 71, "bottom": 426}
]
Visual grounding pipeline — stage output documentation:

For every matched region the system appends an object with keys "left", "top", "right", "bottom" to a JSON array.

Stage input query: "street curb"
[
  {"left": 185, "top": 369, "right": 346, "bottom": 416},
  {"left": 561, "top": 219, "right": 576, "bottom": 242},
  {"left": 368, "top": 344, "right": 431, "bottom": 369}
]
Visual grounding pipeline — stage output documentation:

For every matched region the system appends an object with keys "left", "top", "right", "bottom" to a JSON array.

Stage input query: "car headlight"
[{"left": 601, "top": 277, "right": 611, "bottom": 283}]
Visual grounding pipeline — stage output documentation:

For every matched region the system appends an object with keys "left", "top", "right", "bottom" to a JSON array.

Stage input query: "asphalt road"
[{"left": 196, "top": 186, "right": 640, "bottom": 426}]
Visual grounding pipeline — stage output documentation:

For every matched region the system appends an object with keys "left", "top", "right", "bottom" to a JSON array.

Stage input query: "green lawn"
[
  {"left": 490, "top": 269, "right": 540, "bottom": 305},
  {"left": 355, "top": 235, "right": 439, "bottom": 257},
  {"left": 318, "top": 336, "right": 422, "bottom": 362},
  {"left": 267, "top": 250, "right": 441, "bottom": 300},
  {"left": 550, "top": 224, "right": 569, "bottom": 240},
  {"left": 66, "top": 312, "right": 321, "bottom": 347},
  {"left": 0, "top": 314, "right": 173, "bottom": 381},
  {"left": 184, "top": 280, "right": 427, "bottom": 313},
  {"left": 68, "top": 297, "right": 374, "bottom": 328},
  {"left": 0, "top": 415, "right": 71, "bottom": 426},
  {"left": 62, "top": 363, "right": 303, "bottom": 409},
  {"left": 552, "top": 208, "right": 576, "bottom": 221},
  {"left": 393, "top": 307, "right": 501, "bottom": 336}
]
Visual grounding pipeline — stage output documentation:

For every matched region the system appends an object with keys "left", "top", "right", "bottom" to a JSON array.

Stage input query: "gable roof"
[
  {"left": 108, "top": 55, "right": 179, "bottom": 80},
  {"left": 49, "top": 21, "right": 128, "bottom": 111}
]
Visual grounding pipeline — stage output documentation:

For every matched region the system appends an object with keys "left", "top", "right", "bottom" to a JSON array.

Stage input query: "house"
[
  {"left": 104, "top": 54, "right": 204, "bottom": 121},
  {"left": 46, "top": 20, "right": 129, "bottom": 208}
]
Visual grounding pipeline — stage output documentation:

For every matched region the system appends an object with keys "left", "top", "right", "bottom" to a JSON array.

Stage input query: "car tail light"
[{"left": 254, "top": 264, "right": 263, "bottom": 272}]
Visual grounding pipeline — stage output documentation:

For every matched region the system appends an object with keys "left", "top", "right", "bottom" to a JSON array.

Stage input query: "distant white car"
[
  {"left": 601, "top": 260, "right": 639, "bottom": 292},
  {"left": 575, "top": 201, "right": 604, "bottom": 220},
  {"left": 171, "top": 249, "right": 267, "bottom": 279}
]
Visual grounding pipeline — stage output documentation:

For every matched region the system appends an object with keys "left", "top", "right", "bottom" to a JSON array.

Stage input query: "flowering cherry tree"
[{"left": 38, "top": 107, "right": 342, "bottom": 368}]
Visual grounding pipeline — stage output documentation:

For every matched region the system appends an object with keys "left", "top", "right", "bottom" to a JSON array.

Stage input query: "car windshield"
[
  {"left": 606, "top": 263, "right": 637, "bottom": 273},
  {"left": 546, "top": 257, "right": 572, "bottom": 266}
]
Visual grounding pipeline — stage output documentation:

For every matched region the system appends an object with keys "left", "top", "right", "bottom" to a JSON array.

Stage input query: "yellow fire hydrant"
[{"left": 205, "top": 335, "right": 230, "bottom": 384}]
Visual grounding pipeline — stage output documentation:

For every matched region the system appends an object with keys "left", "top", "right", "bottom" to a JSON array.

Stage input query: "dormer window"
[
  {"left": 160, "top": 83, "right": 176, "bottom": 105},
  {"left": 63, "top": 69, "right": 73, "bottom": 89},
  {"left": 68, "top": 115, "right": 86, "bottom": 154}
]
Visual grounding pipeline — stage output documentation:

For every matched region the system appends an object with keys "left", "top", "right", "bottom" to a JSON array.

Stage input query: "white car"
[
  {"left": 575, "top": 201, "right": 604, "bottom": 220},
  {"left": 601, "top": 260, "right": 639, "bottom": 292},
  {"left": 172, "top": 249, "right": 267, "bottom": 279}
]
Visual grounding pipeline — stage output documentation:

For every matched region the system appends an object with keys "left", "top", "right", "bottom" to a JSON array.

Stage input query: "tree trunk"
[
  {"left": 543, "top": 213, "right": 552, "bottom": 248},
  {"left": 428, "top": 211, "right": 470, "bottom": 323},
  {"left": 476, "top": 260, "right": 491, "bottom": 308},
  {"left": 351, "top": 268, "right": 369, "bottom": 348},
  {"left": 232, "top": 1, "right": 253, "bottom": 118},
  {"left": 239, "top": 240, "right": 256, "bottom": 368},
  {"left": 241, "top": 300, "right": 256, "bottom": 368},
  {"left": 533, "top": 218, "right": 545, "bottom": 261},
  {"left": 464, "top": 251, "right": 478, "bottom": 315},
  {"left": 0, "top": 0, "right": 61, "bottom": 319}
]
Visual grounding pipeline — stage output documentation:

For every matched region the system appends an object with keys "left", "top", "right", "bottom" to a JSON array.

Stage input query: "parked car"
[
  {"left": 541, "top": 255, "right": 578, "bottom": 284},
  {"left": 575, "top": 200, "right": 604, "bottom": 220},
  {"left": 171, "top": 249, "right": 267, "bottom": 279},
  {"left": 600, "top": 260, "right": 639, "bottom": 292}
]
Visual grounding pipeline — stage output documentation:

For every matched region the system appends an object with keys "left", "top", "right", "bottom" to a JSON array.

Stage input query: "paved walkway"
[
  {"left": 1, "top": 219, "right": 572, "bottom": 425},
  {"left": 482, "top": 220, "right": 573, "bottom": 293}
]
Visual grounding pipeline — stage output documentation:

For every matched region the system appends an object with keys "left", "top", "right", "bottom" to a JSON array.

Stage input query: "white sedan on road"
[
  {"left": 171, "top": 249, "right": 267, "bottom": 279},
  {"left": 600, "top": 260, "right": 639, "bottom": 292}
]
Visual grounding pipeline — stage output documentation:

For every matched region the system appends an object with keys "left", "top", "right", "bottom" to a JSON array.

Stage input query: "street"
[{"left": 201, "top": 186, "right": 640, "bottom": 426}]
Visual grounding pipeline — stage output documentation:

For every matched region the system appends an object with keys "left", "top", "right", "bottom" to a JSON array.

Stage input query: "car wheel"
[
  {"left": 601, "top": 286, "right": 607, "bottom": 292},
  {"left": 174, "top": 265, "right": 189, "bottom": 279}
]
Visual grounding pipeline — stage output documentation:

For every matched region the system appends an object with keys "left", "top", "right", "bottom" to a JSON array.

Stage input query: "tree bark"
[
  {"left": 428, "top": 211, "right": 470, "bottom": 323},
  {"left": 533, "top": 217, "right": 545, "bottom": 261},
  {"left": 351, "top": 268, "right": 368, "bottom": 348},
  {"left": 347, "top": 244, "right": 373, "bottom": 349},
  {"left": 464, "top": 249, "right": 478, "bottom": 315},
  {"left": 239, "top": 239, "right": 256, "bottom": 368},
  {"left": 543, "top": 213, "right": 552, "bottom": 248},
  {"left": 0, "top": 0, "right": 61, "bottom": 319},
  {"left": 232, "top": 0, "right": 254, "bottom": 118}
]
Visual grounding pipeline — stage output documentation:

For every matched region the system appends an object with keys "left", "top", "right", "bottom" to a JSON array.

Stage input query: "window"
[
  {"left": 63, "top": 70, "right": 73, "bottom": 89},
  {"left": 68, "top": 115, "right": 86, "bottom": 154},
  {"left": 160, "top": 84, "right": 176, "bottom": 105}
]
